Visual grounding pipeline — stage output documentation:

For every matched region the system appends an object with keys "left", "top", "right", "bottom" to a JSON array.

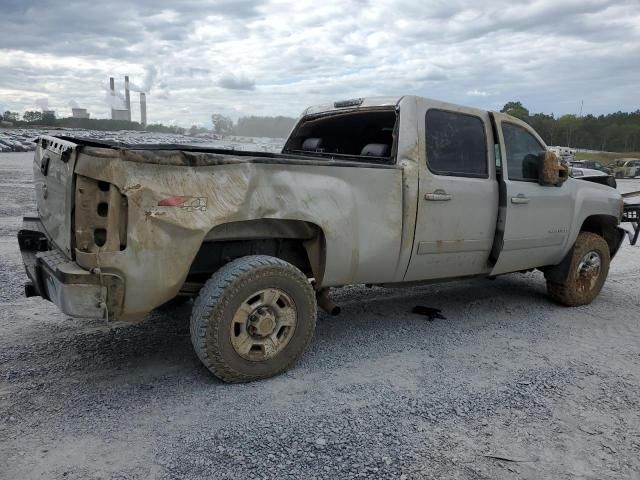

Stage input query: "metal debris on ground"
[{"left": 411, "top": 306, "right": 446, "bottom": 321}]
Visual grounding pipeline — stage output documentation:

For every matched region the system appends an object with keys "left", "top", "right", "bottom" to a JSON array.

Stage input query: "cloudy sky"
[{"left": 0, "top": 0, "right": 639, "bottom": 126}]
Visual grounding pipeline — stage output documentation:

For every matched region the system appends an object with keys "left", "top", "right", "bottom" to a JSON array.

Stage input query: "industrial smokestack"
[
  {"left": 124, "top": 76, "right": 131, "bottom": 122},
  {"left": 109, "top": 77, "right": 115, "bottom": 119},
  {"left": 140, "top": 92, "right": 147, "bottom": 127}
]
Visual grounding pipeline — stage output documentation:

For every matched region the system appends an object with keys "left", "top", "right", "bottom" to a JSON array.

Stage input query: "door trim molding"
[{"left": 417, "top": 239, "right": 490, "bottom": 255}]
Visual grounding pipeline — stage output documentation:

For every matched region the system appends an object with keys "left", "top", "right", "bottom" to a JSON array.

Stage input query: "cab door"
[
  {"left": 490, "top": 113, "right": 574, "bottom": 275},
  {"left": 404, "top": 101, "right": 498, "bottom": 281}
]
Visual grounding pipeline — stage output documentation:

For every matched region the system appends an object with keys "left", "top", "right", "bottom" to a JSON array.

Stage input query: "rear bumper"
[{"left": 17, "top": 217, "right": 111, "bottom": 319}]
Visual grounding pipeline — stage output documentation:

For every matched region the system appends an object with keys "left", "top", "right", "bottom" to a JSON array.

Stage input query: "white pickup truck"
[{"left": 18, "top": 95, "right": 628, "bottom": 382}]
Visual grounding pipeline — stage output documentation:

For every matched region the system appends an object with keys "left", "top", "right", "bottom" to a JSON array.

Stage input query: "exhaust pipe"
[{"left": 316, "top": 288, "right": 340, "bottom": 316}]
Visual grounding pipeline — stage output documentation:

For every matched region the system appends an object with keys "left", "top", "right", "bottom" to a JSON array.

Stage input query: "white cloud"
[
  {"left": 0, "top": 0, "right": 639, "bottom": 125},
  {"left": 467, "top": 90, "right": 491, "bottom": 97}
]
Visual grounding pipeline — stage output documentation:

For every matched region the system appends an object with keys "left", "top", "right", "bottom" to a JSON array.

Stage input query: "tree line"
[
  {"left": 501, "top": 102, "right": 640, "bottom": 152},
  {"left": 4, "top": 110, "right": 57, "bottom": 125},
  {"left": 211, "top": 114, "right": 296, "bottom": 138},
  {"left": 3, "top": 110, "right": 296, "bottom": 138}
]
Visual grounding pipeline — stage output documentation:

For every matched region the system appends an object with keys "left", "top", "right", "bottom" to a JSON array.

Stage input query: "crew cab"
[{"left": 18, "top": 96, "right": 627, "bottom": 382}]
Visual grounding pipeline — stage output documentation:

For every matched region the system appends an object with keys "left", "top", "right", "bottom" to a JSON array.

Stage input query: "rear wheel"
[
  {"left": 190, "top": 255, "right": 317, "bottom": 382},
  {"left": 546, "top": 232, "right": 610, "bottom": 306}
]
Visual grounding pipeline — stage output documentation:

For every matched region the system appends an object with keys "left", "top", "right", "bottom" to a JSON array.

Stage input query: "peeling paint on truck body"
[
  {"left": 21, "top": 95, "right": 624, "bottom": 322},
  {"left": 72, "top": 149, "right": 405, "bottom": 319}
]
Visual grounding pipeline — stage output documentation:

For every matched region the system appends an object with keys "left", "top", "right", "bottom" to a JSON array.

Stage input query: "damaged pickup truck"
[{"left": 18, "top": 96, "right": 632, "bottom": 382}]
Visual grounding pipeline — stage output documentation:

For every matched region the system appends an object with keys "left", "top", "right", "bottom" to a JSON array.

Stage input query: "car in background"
[
  {"left": 569, "top": 166, "right": 617, "bottom": 188},
  {"left": 611, "top": 158, "right": 640, "bottom": 178},
  {"left": 570, "top": 160, "right": 610, "bottom": 174},
  {"left": 548, "top": 146, "right": 576, "bottom": 162}
]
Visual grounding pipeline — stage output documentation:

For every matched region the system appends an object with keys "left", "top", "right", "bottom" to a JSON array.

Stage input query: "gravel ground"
[{"left": 1, "top": 152, "right": 640, "bottom": 479}]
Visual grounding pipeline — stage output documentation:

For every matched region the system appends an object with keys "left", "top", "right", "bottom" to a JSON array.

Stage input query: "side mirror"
[{"left": 538, "top": 151, "right": 569, "bottom": 186}]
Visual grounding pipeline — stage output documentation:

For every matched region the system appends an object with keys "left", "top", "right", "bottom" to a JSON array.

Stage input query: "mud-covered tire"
[
  {"left": 546, "top": 232, "right": 610, "bottom": 306},
  {"left": 190, "top": 255, "right": 316, "bottom": 383}
]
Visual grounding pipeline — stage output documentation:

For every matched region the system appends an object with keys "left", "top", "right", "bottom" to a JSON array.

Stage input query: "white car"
[{"left": 570, "top": 166, "right": 617, "bottom": 188}]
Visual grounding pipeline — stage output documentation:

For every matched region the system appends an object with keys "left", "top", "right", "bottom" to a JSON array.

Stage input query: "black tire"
[
  {"left": 546, "top": 232, "right": 610, "bottom": 306},
  {"left": 190, "top": 255, "right": 316, "bottom": 383}
]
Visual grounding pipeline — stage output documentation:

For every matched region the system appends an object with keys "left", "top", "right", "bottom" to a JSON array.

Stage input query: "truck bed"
[{"left": 54, "top": 135, "right": 396, "bottom": 168}]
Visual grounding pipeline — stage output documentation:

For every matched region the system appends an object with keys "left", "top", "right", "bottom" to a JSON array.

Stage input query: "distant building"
[
  {"left": 140, "top": 93, "right": 147, "bottom": 127},
  {"left": 548, "top": 146, "right": 576, "bottom": 162},
  {"left": 108, "top": 75, "right": 145, "bottom": 124},
  {"left": 72, "top": 108, "right": 90, "bottom": 119},
  {"left": 111, "top": 109, "right": 129, "bottom": 121}
]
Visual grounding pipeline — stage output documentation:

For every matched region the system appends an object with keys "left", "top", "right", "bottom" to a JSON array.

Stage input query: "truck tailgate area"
[{"left": 32, "top": 137, "right": 79, "bottom": 258}]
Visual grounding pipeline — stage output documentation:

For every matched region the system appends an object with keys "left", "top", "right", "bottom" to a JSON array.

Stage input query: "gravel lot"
[{"left": 1, "top": 151, "right": 639, "bottom": 479}]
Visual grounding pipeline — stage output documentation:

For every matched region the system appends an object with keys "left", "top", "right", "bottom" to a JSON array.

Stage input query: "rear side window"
[
  {"left": 502, "top": 123, "right": 546, "bottom": 181},
  {"left": 425, "top": 109, "right": 488, "bottom": 178},
  {"left": 282, "top": 109, "right": 397, "bottom": 162}
]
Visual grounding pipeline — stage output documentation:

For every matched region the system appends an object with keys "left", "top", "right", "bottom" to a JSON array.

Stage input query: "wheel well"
[
  {"left": 544, "top": 214, "right": 619, "bottom": 284},
  {"left": 580, "top": 214, "right": 619, "bottom": 254},
  {"left": 181, "top": 220, "right": 326, "bottom": 295}
]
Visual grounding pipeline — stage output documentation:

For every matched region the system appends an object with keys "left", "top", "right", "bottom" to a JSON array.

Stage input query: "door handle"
[
  {"left": 425, "top": 189, "right": 452, "bottom": 201},
  {"left": 511, "top": 194, "right": 529, "bottom": 204}
]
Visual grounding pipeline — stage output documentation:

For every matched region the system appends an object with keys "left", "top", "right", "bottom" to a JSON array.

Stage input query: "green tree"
[
  {"left": 233, "top": 116, "right": 297, "bottom": 138},
  {"left": 23, "top": 111, "right": 43, "bottom": 123},
  {"left": 501, "top": 101, "right": 530, "bottom": 121},
  {"left": 41, "top": 111, "right": 56, "bottom": 125},
  {"left": 3, "top": 111, "right": 19, "bottom": 122},
  {"left": 557, "top": 114, "right": 579, "bottom": 147},
  {"left": 211, "top": 114, "right": 233, "bottom": 134}
]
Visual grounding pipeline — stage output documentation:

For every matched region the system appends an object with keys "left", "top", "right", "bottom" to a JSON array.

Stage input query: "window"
[
  {"left": 502, "top": 123, "right": 546, "bottom": 181},
  {"left": 282, "top": 109, "right": 397, "bottom": 162},
  {"left": 425, "top": 109, "right": 488, "bottom": 177}
]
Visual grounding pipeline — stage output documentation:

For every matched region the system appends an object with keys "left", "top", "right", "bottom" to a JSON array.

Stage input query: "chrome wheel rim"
[
  {"left": 230, "top": 288, "right": 297, "bottom": 361},
  {"left": 577, "top": 250, "right": 601, "bottom": 291}
]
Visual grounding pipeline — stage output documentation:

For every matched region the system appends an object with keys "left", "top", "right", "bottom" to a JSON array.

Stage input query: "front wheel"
[
  {"left": 190, "top": 255, "right": 317, "bottom": 382},
  {"left": 546, "top": 232, "right": 610, "bottom": 306}
]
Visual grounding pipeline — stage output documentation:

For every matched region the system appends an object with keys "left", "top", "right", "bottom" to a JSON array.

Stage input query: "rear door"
[
  {"left": 490, "top": 113, "right": 574, "bottom": 275},
  {"left": 404, "top": 100, "right": 498, "bottom": 281}
]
